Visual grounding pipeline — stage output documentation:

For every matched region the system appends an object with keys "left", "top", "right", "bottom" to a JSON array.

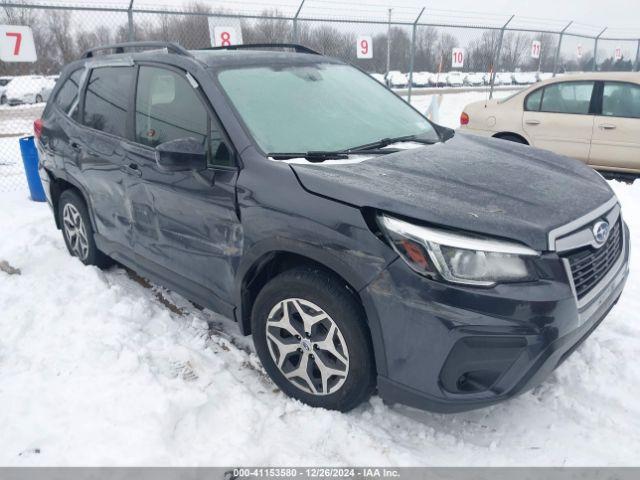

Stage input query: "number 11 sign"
[{"left": 0, "top": 25, "right": 37, "bottom": 62}]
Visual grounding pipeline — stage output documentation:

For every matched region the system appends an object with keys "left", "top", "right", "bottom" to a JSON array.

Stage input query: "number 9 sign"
[
  {"left": 357, "top": 35, "right": 373, "bottom": 59},
  {"left": 0, "top": 25, "right": 37, "bottom": 62}
]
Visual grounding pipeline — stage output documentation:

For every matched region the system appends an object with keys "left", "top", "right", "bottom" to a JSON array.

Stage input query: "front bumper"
[{"left": 365, "top": 224, "right": 630, "bottom": 413}]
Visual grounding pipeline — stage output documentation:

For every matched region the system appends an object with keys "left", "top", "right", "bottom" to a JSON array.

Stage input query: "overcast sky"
[{"left": 36, "top": 0, "right": 640, "bottom": 36}]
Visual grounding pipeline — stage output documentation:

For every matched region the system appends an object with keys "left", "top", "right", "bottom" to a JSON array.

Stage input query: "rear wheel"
[
  {"left": 58, "top": 189, "right": 112, "bottom": 268},
  {"left": 251, "top": 268, "right": 376, "bottom": 411}
]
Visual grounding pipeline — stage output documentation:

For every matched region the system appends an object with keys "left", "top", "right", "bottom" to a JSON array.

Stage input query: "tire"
[
  {"left": 0, "top": 95, "right": 6, "bottom": 105},
  {"left": 35, "top": 94, "right": 43, "bottom": 104},
  {"left": 251, "top": 267, "right": 376, "bottom": 412},
  {"left": 496, "top": 133, "right": 528, "bottom": 145},
  {"left": 58, "top": 189, "right": 112, "bottom": 268}
]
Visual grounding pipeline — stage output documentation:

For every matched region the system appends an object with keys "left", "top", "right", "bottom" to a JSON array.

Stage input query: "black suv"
[{"left": 36, "top": 42, "right": 629, "bottom": 412}]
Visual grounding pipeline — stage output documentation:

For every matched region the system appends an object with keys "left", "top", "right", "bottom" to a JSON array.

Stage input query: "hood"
[{"left": 289, "top": 134, "right": 615, "bottom": 251}]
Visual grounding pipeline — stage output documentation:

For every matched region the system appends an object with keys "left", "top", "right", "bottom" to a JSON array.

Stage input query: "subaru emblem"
[{"left": 592, "top": 221, "right": 610, "bottom": 246}]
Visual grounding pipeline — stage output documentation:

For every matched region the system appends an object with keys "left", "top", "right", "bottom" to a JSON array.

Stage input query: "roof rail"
[
  {"left": 82, "top": 41, "right": 192, "bottom": 59},
  {"left": 202, "top": 43, "right": 321, "bottom": 55}
]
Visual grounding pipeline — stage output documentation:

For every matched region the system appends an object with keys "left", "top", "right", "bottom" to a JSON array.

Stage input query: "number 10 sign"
[{"left": 0, "top": 25, "right": 37, "bottom": 62}]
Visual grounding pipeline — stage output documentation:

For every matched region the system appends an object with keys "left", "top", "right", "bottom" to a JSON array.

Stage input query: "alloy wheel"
[
  {"left": 62, "top": 203, "right": 89, "bottom": 260},
  {"left": 265, "top": 298, "right": 349, "bottom": 396}
]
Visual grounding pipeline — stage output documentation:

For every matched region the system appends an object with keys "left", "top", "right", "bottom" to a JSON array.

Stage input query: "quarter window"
[
  {"left": 82, "top": 67, "right": 133, "bottom": 137},
  {"left": 135, "top": 66, "right": 232, "bottom": 167},
  {"left": 602, "top": 82, "right": 640, "bottom": 118},
  {"left": 55, "top": 69, "right": 83, "bottom": 114},
  {"left": 539, "top": 81, "right": 595, "bottom": 115}
]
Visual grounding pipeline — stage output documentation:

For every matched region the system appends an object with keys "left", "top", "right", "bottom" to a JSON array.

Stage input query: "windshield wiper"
[
  {"left": 346, "top": 134, "right": 437, "bottom": 153},
  {"left": 270, "top": 151, "right": 349, "bottom": 162},
  {"left": 269, "top": 134, "right": 436, "bottom": 163}
]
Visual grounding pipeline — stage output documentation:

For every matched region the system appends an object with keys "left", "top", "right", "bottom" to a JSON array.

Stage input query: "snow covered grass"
[{"left": 0, "top": 180, "right": 639, "bottom": 466}]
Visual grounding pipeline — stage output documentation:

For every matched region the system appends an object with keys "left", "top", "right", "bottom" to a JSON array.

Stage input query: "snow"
[
  {"left": 0, "top": 88, "right": 639, "bottom": 466},
  {"left": 0, "top": 179, "right": 639, "bottom": 466}
]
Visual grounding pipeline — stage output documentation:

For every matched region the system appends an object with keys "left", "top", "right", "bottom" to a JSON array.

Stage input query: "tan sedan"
[{"left": 460, "top": 72, "right": 640, "bottom": 174}]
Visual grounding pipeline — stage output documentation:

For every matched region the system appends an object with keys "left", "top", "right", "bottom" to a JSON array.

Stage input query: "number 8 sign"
[
  {"left": 213, "top": 26, "right": 239, "bottom": 47},
  {"left": 0, "top": 25, "right": 37, "bottom": 62},
  {"left": 357, "top": 35, "right": 373, "bottom": 59}
]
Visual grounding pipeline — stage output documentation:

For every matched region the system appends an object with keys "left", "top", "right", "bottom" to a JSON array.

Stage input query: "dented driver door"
[{"left": 124, "top": 63, "right": 242, "bottom": 313}]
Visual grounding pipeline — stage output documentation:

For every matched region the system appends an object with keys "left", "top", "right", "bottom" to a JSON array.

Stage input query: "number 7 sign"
[{"left": 0, "top": 25, "right": 37, "bottom": 62}]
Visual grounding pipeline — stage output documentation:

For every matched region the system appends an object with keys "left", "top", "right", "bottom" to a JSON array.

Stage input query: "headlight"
[{"left": 378, "top": 214, "right": 540, "bottom": 286}]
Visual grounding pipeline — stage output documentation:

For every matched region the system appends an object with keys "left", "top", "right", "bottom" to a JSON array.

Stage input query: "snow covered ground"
[{"left": 0, "top": 89, "right": 639, "bottom": 467}]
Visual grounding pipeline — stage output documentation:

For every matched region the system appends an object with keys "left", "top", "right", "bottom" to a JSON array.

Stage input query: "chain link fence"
[{"left": 1, "top": 0, "right": 639, "bottom": 192}]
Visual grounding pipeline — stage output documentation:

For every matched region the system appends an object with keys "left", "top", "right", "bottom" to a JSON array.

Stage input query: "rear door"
[
  {"left": 77, "top": 66, "right": 136, "bottom": 252},
  {"left": 124, "top": 64, "right": 241, "bottom": 312},
  {"left": 522, "top": 81, "right": 596, "bottom": 162},
  {"left": 589, "top": 81, "right": 640, "bottom": 172}
]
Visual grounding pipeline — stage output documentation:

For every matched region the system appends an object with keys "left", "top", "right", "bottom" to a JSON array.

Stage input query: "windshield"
[{"left": 217, "top": 63, "right": 439, "bottom": 154}]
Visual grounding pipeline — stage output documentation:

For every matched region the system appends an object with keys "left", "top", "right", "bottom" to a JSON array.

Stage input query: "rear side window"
[
  {"left": 540, "top": 81, "right": 595, "bottom": 115},
  {"left": 524, "top": 88, "right": 543, "bottom": 111},
  {"left": 55, "top": 69, "right": 82, "bottom": 114},
  {"left": 602, "top": 82, "right": 640, "bottom": 119},
  {"left": 82, "top": 67, "right": 133, "bottom": 137}
]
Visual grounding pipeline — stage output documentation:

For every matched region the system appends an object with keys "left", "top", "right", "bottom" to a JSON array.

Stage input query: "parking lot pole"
[
  {"left": 489, "top": 15, "right": 515, "bottom": 100},
  {"left": 552, "top": 21, "right": 573, "bottom": 77},
  {"left": 407, "top": 7, "right": 426, "bottom": 104},
  {"left": 127, "top": 0, "right": 135, "bottom": 42},
  {"left": 386, "top": 8, "right": 392, "bottom": 78},
  {"left": 293, "top": 0, "right": 306, "bottom": 44},
  {"left": 593, "top": 27, "right": 607, "bottom": 72}
]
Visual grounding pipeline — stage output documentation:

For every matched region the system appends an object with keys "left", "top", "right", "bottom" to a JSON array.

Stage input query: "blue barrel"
[{"left": 19, "top": 136, "right": 46, "bottom": 202}]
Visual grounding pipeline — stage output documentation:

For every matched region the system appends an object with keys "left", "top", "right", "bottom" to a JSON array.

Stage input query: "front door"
[
  {"left": 522, "top": 81, "right": 596, "bottom": 162},
  {"left": 126, "top": 64, "right": 241, "bottom": 312},
  {"left": 589, "top": 81, "right": 640, "bottom": 173}
]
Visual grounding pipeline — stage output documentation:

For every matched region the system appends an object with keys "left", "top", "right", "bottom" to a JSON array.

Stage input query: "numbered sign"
[
  {"left": 212, "top": 26, "right": 240, "bottom": 47},
  {"left": 0, "top": 25, "right": 36, "bottom": 62},
  {"left": 615, "top": 46, "right": 623, "bottom": 61},
  {"left": 531, "top": 40, "right": 541, "bottom": 59},
  {"left": 577, "top": 44, "right": 583, "bottom": 59},
  {"left": 451, "top": 48, "right": 464, "bottom": 68},
  {"left": 357, "top": 35, "right": 372, "bottom": 59}
]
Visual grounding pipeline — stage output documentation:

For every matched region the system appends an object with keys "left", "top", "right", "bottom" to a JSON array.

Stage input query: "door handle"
[
  {"left": 599, "top": 124, "right": 617, "bottom": 130},
  {"left": 525, "top": 119, "right": 541, "bottom": 125},
  {"left": 126, "top": 162, "right": 142, "bottom": 177}
]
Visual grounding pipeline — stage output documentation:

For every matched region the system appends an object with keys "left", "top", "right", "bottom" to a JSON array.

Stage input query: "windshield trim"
[{"left": 210, "top": 61, "right": 443, "bottom": 159}]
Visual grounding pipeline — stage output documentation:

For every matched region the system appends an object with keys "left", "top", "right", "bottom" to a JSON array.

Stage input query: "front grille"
[{"left": 564, "top": 219, "right": 623, "bottom": 300}]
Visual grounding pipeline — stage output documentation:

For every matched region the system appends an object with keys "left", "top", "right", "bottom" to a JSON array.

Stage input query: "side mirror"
[{"left": 155, "top": 137, "right": 207, "bottom": 172}]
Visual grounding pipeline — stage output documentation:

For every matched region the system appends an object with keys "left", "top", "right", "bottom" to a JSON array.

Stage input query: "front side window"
[
  {"left": 135, "top": 66, "right": 232, "bottom": 167},
  {"left": 55, "top": 69, "right": 83, "bottom": 114},
  {"left": 602, "top": 82, "right": 640, "bottom": 118},
  {"left": 540, "top": 81, "right": 595, "bottom": 115},
  {"left": 82, "top": 67, "right": 133, "bottom": 137},
  {"left": 217, "top": 63, "right": 439, "bottom": 154}
]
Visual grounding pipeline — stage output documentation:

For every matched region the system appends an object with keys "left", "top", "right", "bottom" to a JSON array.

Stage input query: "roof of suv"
[{"left": 190, "top": 49, "right": 340, "bottom": 69}]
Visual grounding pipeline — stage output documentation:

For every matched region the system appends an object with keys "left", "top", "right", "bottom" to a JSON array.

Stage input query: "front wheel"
[{"left": 251, "top": 268, "right": 376, "bottom": 411}]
